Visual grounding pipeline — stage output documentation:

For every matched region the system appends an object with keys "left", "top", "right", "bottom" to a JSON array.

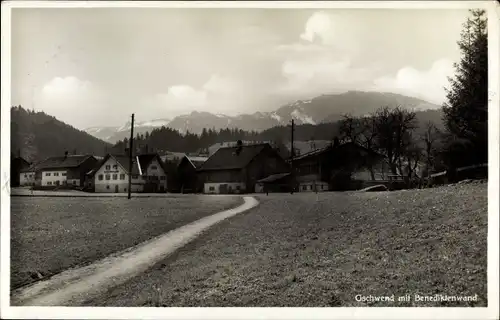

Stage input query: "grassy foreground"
[
  {"left": 10, "top": 195, "right": 242, "bottom": 289},
  {"left": 86, "top": 182, "right": 487, "bottom": 307}
]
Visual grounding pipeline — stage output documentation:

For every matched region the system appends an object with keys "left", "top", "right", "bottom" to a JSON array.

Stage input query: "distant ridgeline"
[
  {"left": 11, "top": 106, "right": 112, "bottom": 162},
  {"left": 112, "top": 109, "right": 445, "bottom": 156}
]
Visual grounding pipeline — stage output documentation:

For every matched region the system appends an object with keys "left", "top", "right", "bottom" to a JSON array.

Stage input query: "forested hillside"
[{"left": 11, "top": 106, "right": 112, "bottom": 162}]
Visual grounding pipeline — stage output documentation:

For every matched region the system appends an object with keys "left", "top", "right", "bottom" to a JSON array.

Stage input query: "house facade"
[
  {"left": 19, "top": 168, "right": 36, "bottom": 186},
  {"left": 198, "top": 143, "right": 290, "bottom": 194},
  {"left": 33, "top": 154, "right": 98, "bottom": 188},
  {"left": 89, "top": 153, "right": 167, "bottom": 193},
  {"left": 11, "top": 156, "right": 31, "bottom": 187}
]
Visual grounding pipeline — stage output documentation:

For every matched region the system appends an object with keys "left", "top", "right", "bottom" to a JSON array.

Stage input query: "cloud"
[
  {"left": 371, "top": 59, "right": 454, "bottom": 104},
  {"left": 300, "top": 11, "right": 333, "bottom": 44},
  {"left": 276, "top": 12, "right": 379, "bottom": 97},
  {"left": 152, "top": 74, "right": 246, "bottom": 117},
  {"left": 36, "top": 76, "right": 109, "bottom": 129},
  {"left": 155, "top": 85, "right": 207, "bottom": 111},
  {"left": 41, "top": 76, "right": 95, "bottom": 99}
]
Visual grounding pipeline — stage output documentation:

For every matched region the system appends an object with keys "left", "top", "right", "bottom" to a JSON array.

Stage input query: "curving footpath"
[{"left": 11, "top": 196, "right": 259, "bottom": 306}]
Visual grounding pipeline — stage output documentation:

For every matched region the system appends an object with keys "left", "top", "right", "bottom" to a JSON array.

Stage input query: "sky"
[{"left": 11, "top": 7, "right": 470, "bottom": 129}]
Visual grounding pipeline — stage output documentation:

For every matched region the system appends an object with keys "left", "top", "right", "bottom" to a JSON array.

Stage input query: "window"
[
  {"left": 113, "top": 165, "right": 118, "bottom": 169},
  {"left": 98, "top": 174, "right": 103, "bottom": 181},
  {"left": 105, "top": 174, "right": 110, "bottom": 180},
  {"left": 61, "top": 172, "right": 67, "bottom": 176},
  {"left": 73, "top": 181, "right": 76, "bottom": 185},
  {"left": 160, "top": 176, "right": 165, "bottom": 180},
  {"left": 236, "top": 185, "right": 241, "bottom": 190},
  {"left": 120, "top": 174, "right": 125, "bottom": 180},
  {"left": 302, "top": 185, "right": 307, "bottom": 191},
  {"left": 124, "top": 188, "right": 127, "bottom": 192},
  {"left": 55, "top": 172, "right": 60, "bottom": 176},
  {"left": 112, "top": 174, "right": 118, "bottom": 180},
  {"left": 105, "top": 165, "right": 111, "bottom": 170},
  {"left": 151, "top": 165, "right": 157, "bottom": 170},
  {"left": 24, "top": 174, "right": 27, "bottom": 178},
  {"left": 45, "top": 172, "right": 51, "bottom": 176},
  {"left": 55, "top": 180, "right": 60, "bottom": 186},
  {"left": 106, "top": 185, "right": 110, "bottom": 189},
  {"left": 209, "top": 186, "right": 215, "bottom": 191},
  {"left": 47, "top": 181, "right": 52, "bottom": 185}
]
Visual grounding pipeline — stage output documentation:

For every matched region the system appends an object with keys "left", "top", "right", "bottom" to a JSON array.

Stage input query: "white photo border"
[{"left": 1, "top": 1, "right": 499, "bottom": 319}]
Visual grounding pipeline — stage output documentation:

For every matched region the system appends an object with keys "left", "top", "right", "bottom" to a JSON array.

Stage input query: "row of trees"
[
  {"left": 112, "top": 127, "right": 263, "bottom": 155},
  {"left": 338, "top": 107, "right": 442, "bottom": 183}
]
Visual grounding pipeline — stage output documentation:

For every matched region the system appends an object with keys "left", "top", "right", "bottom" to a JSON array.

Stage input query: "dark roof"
[
  {"left": 257, "top": 172, "right": 290, "bottom": 183},
  {"left": 11, "top": 156, "right": 30, "bottom": 165},
  {"left": 137, "top": 153, "right": 161, "bottom": 173},
  {"left": 179, "top": 155, "right": 208, "bottom": 169},
  {"left": 291, "top": 142, "right": 384, "bottom": 162},
  {"left": 33, "top": 155, "right": 95, "bottom": 170},
  {"left": 198, "top": 143, "right": 271, "bottom": 171},
  {"left": 109, "top": 154, "right": 141, "bottom": 175},
  {"left": 88, "top": 154, "right": 142, "bottom": 176}
]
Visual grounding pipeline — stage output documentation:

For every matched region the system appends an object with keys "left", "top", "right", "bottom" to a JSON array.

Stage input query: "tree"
[
  {"left": 443, "top": 9, "right": 488, "bottom": 166},
  {"left": 373, "top": 106, "right": 418, "bottom": 175},
  {"left": 339, "top": 114, "right": 362, "bottom": 143},
  {"left": 421, "top": 122, "right": 441, "bottom": 178}
]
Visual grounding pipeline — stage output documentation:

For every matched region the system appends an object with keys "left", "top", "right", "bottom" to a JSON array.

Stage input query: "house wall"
[
  {"left": 204, "top": 182, "right": 246, "bottom": 194},
  {"left": 298, "top": 181, "right": 329, "bottom": 192},
  {"left": 41, "top": 170, "right": 68, "bottom": 186},
  {"left": 94, "top": 157, "right": 144, "bottom": 193},
  {"left": 19, "top": 171, "right": 36, "bottom": 186},
  {"left": 11, "top": 158, "right": 30, "bottom": 187},
  {"left": 142, "top": 158, "right": 168, "bottom": 192},
  {"left": 177, "top": 160, "right": 200, "bottom": 193},
  {"left": 75, "top": 157, "right": 99, "bottom": 187}
]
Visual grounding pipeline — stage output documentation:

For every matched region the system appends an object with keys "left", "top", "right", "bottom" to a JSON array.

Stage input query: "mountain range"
[{"left": 84, "top": 91, "right": 440, "bottom": 143}]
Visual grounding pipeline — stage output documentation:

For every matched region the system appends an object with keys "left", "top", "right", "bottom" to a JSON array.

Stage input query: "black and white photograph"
[{"left": 1, "top": 1, "right": 499, "bottom": 319}]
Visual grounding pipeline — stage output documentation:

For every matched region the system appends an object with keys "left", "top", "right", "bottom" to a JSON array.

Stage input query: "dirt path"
[{"left": 11, "top": 196, "right": 259, "bottom": 306}]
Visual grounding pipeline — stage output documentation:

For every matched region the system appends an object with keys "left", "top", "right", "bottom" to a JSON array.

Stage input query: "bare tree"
[
  {"left": 400, "top": 132, "right": 424, "bottom": 187},
  {"left": 373, "top": 106, "right": 418, "bottom": 175},
  {"left": 339, "top": 114, "right": 363, "bottom": 144},
  {"left": 421, "top": 121, "right": 441, "bottom": 179}
]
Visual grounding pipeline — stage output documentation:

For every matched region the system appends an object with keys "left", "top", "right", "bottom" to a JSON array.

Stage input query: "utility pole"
[
  {"left": 128, "top": 114, "right": 135, "bottom": 199},
  {"left": 290, "top": 119, "right": 295, "bottom": 194}
]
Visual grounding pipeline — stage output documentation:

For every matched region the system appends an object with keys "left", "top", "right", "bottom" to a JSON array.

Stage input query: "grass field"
[
  {"left": 10, "top": 195, "right": 242, "bottom": 289},
  {"left": 85, "top": 182, "right": 488, "bottom": 307}
]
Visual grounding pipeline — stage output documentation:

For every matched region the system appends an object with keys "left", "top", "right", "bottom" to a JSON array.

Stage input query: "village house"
[
  {"left": 19, "top": 164, "right": 37, "bottom": 186},
  {"left": 176, "top": 155, "right": 208, "bottom": 193},
  {"left": 87, "top": 153, "right": 167, "bottom": 193},
  {"left": 291, "top": 140, "right": 387, "bottom": 192},
  {"left": 197, "top": 142, "right": 290, "bottom": 194},
  {"left": 11, "top": 155, "right": 31, "bottom": 187},
  {"left": 32, "top": 153, "right": 99, "bottom": 188}
]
